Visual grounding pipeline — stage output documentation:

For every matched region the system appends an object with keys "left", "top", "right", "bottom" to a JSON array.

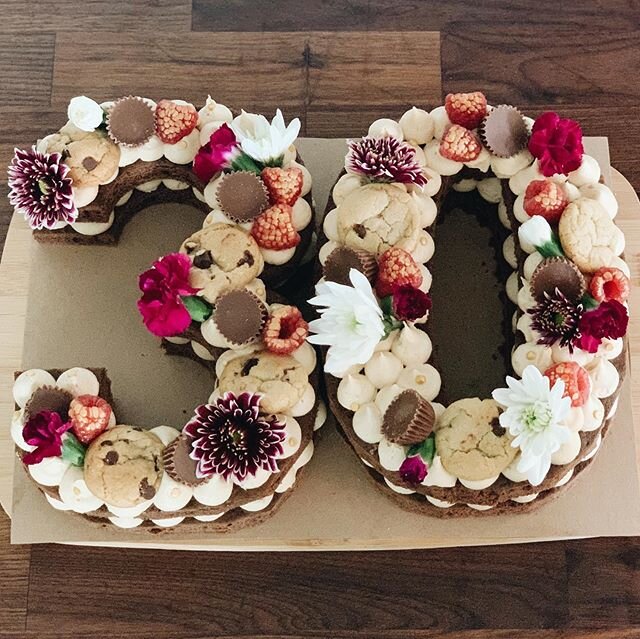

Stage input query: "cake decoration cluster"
[{"left": 313, "top": 90, "right": 629, "bottom": 510}]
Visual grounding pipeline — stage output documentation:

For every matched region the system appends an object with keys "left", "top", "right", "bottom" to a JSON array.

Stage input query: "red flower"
[
  {"left": 192, "top": 123, "right": 239, "bottom": 183},
  {"left": 576, "top": 299, "right": 628, "bottom": 353},
  {"left": 22, "top": 410, "right": 72, "bottom": 465},
  {"left": 528, "top": 112, "right": 583, "bottom": 177},
  {"left": 392, "top": 285, "right": 432, "bottom": 322},
  {"left": 399, "top": 455, "right": 427, "bottom": 484},
  {"left": 137, "top": 253, "right": 199, "bottom": 337}
]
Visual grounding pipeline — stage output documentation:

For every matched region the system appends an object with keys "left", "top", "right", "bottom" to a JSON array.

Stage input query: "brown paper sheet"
[{"left": 7, "top": 138, "right": 640, "bottom": 550}]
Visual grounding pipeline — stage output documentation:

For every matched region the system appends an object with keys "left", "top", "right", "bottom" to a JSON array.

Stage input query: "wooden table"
[{"left": 1, "top": 2, "right": 639, "bottom": 637}]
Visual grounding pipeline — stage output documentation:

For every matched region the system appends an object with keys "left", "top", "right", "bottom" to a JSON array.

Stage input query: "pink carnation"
[
  {"left": 528, "top": 112, "right": 583, "bottom": 177},
  {"left": 192, "top": 123, "right": 239, "bottom": 183},
  {"left": 137, "top": 253, "right": 199, "bottom": 337}
]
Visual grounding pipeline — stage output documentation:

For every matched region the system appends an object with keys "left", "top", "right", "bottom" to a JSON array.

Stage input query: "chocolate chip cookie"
[{"left": 84, "top": 426, "right": 164, "bottom": 508}]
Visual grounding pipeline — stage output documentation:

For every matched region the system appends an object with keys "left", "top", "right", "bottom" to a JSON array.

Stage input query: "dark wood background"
[{"left": 1, "top": 2, "right": 640, "bottom": 637}]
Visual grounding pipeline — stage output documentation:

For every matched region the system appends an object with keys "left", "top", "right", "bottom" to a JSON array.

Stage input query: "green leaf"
[
  {"left": 61, "top": 432, "right": 85, "bottom": 467},
  {"left": 261, "top": 154, "right": 285, "bottom": 168},
  {"left": 181, "top": 295, "right": 212, "bottom": 323},
  {"left": 537, "top": 234, "right": 564, "bottom": 258},
  {"left": 581, "top": 294, "right": 599, "bottom": 310},
  {"left": 230, "top": 152, "right": 263, "bottom": 175},
  {"left": 379, "top": 295, "right": 393, "bottom": 316},
  {"left": 407, "top": 433, "right": 436, "bottom": 466}
]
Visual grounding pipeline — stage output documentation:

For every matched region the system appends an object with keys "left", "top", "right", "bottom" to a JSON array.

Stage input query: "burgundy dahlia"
[
  {"left": 529, "top": 288, "right": 583, "bottom": 351},
  {"left": 399, "top": 455, "right": 428, "bottom": 484},
  {"left": 183, "top": 392, "right": 286, "bottom": 482},
  {"left": 392, "top": 284, "right": 432, "bottom": 322},
  {"left": 8, "top": 147, "right": 78, "bottom": 230},
  {"left": 576, "top": 299, "right": 628, "bottom": 353},
  {"left": 347, "top": 136, "right": 427, "bottom": 186}
]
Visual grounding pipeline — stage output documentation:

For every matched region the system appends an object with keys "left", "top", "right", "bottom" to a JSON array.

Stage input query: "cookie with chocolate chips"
[
  {"left": 180, "top": 223, "right": 264, "bottom": 303},
  {"left": 217, "top": 351, "right": 307, "bottom": 414},
  {"left": 83, "top": 426, "right": 164, "bottom": 507}
]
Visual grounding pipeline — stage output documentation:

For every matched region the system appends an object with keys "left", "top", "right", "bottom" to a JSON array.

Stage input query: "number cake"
[
  {"left": 8, "top": 96, "right": 326, "bottom": 531},
  {"left": 311, "top": 93, "right": 629, "bottom": 515}
]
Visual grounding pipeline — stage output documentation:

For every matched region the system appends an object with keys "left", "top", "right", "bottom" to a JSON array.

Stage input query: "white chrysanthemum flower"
[
  {"left": 67, "top": 96, "right": 104, "bottom": 132},
  {"left": 231, "top": 109, "right": 300, "bottom": 164},
  {"left": 307, "top": 269, "right": 385, "bottom": 377},
  {"left": 492, "top": 365, "right": 572, "bottom": 486}
]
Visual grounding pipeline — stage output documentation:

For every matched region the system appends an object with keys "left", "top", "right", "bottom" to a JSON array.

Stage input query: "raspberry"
[
  {"left": 376, "top": 248, "right": 422, "bottom": 297},
  {"left": 68, "top": 395, "right": 112, "bottom": 444},
  {"left": 261, "top": 167, "right": 303, "bottom": 206},
  {"left": 263, "top": 305, "right": 309, "bottom": 355},
  {"left": 251, "top": 204, "right": 300, "bottom": 250},
  {"left": 544, "top": 362, "right": 591, "bottom": 407},
  {"left": 440, "top": 125, "right": 482, "bottom": 162},
  {"left": 155, "top": 99, "right": 197, "bottom": 144},
  {"left": 444, "top": 91, "right": 487, "bottom": 130},
  {"left": 589, "top": 266, "right": 630, "bottom": 304},
  {"left": 524, "top": 179, "right": 568, "bottom": 223}
]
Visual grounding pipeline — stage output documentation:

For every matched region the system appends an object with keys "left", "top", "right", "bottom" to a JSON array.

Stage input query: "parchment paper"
[{"left": 10, "top": 138, "right": 640, "bottom": 550}]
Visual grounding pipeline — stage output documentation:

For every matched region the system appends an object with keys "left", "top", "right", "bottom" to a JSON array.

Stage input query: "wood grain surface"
[{"left": 0, "top": 1, "right": 639, "bottom": 637}]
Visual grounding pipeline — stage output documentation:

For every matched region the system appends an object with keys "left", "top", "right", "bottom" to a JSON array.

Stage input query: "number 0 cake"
[{"left": 311, "top": 92, "right": 630, "bottom": 515}]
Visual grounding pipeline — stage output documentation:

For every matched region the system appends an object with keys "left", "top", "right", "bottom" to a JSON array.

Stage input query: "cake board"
[{"left": 1, "top": 137, "right": 640, "bottom": 550}]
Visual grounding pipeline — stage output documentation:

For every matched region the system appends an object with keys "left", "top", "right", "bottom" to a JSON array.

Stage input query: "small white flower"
[
  {"left": 492, "top": 365, "right": 571, "bottom": 486},
  {"left": 67, "top": 96, "right": 104, "bottom": 132},
  {"left": 518, "top": 215, "right": 552, "bottom": 251},
  {"left": 307, "top": 269, "right": 385, "bottom": 377},
  {"left": 231, "top": 109, "right": 300, "bottom": 164}
]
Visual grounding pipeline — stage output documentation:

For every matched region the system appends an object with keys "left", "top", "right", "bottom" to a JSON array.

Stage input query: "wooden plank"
[
  {"left": 441, "top": 29, "right": 640, "bottom": 107},
  {"left": 25, "top": 543, "right": 566, "bottom": 635},
  {"left": 306, "top": 32, "right": 441, "bottom": 110},
  {"left": 0, "top": 34, "right": 55, "bottom": 106},
  {"left": 50, "top": 32, "right": 309, "bottom": 116},
  {"left": 0, "top": 1, "right": 191, "bottom": 31},
  {"left": 566, "top": 537, "right": 640, "bottom": 628},
  {"left": 192, "top": 0, "right": 640, "bottom": 32},
  {"left": 0, "top": 512, "right": 30, "bottom": 634}
]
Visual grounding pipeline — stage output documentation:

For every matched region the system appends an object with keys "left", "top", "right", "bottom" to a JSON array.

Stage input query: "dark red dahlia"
[
  {"left": 8, "top": 147, "right": 78, "bottom": 230},
  {"left": 576, "top": 299, "right": 628, "bottom": 353},
  {"left": 347, "top": 136, "right": 427, "bottom": 186},
  {"left": 392, "top": 285, "right": 432, "bottom": 322},
  {"left": 529, "top": 288, "right": 583, "bottom": 351},
  {"left": 399, "top": 454, "right": 428, "bottom": 484},
  {"left": 183, "top": 392, "right": 286, "bottom": 482}
]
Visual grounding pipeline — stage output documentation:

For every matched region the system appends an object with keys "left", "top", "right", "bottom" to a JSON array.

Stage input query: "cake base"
[{"left": 3, "top": 138, "right": 640, "bottom": 549}]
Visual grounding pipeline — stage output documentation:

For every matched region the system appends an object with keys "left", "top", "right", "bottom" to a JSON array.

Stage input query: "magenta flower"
[
  {"left": 137, "top": 253, "right": 199, "bottom": 337},
  {"left": 347, "top": 136, "right": 427, "bottom": 186},
  {"left": 183, "top": 392, "right": 286, "bottom": 482},
  {"left": 528, "top": 112, "right": 583, "bottom": 177},
  {"left": 192, "top": 123, "right": 239, "bottom": 183},
  {"left": 22, "top": 410, "right": 72, "bottom": 465},
  {"left": 399, "top": 455, "right": 428, "bottom": 484},
  {"left": 8, "top": 147, "right": 78, "bottom": 230}
]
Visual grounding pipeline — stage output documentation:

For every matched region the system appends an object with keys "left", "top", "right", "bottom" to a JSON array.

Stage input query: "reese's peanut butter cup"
[
  {"left": 530, "top": 256, "right": 586, "bottom": 302},
  {"left": 107, "top": 96, "right": 156, "bottom": 147},
  {"left": 216, "top": 171, "right": 269, "bottom": 223},
  {"left": 24, "top": 385, "right": 73, "bottom": 421},
  {"left": 162, "top": 434, "right": 206, "bottom": 487},
  {"left": 382, "top": 389, "right": 436, "bottom": 445},
  {"left": 213, "top": 288, "right": 268, "bottom": 346},
  {"left": 323, "top": 246, "right": 378, "bottom": 286},
  {"left": 480, "top": 105, "right": 528, "bottom": 158}
]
